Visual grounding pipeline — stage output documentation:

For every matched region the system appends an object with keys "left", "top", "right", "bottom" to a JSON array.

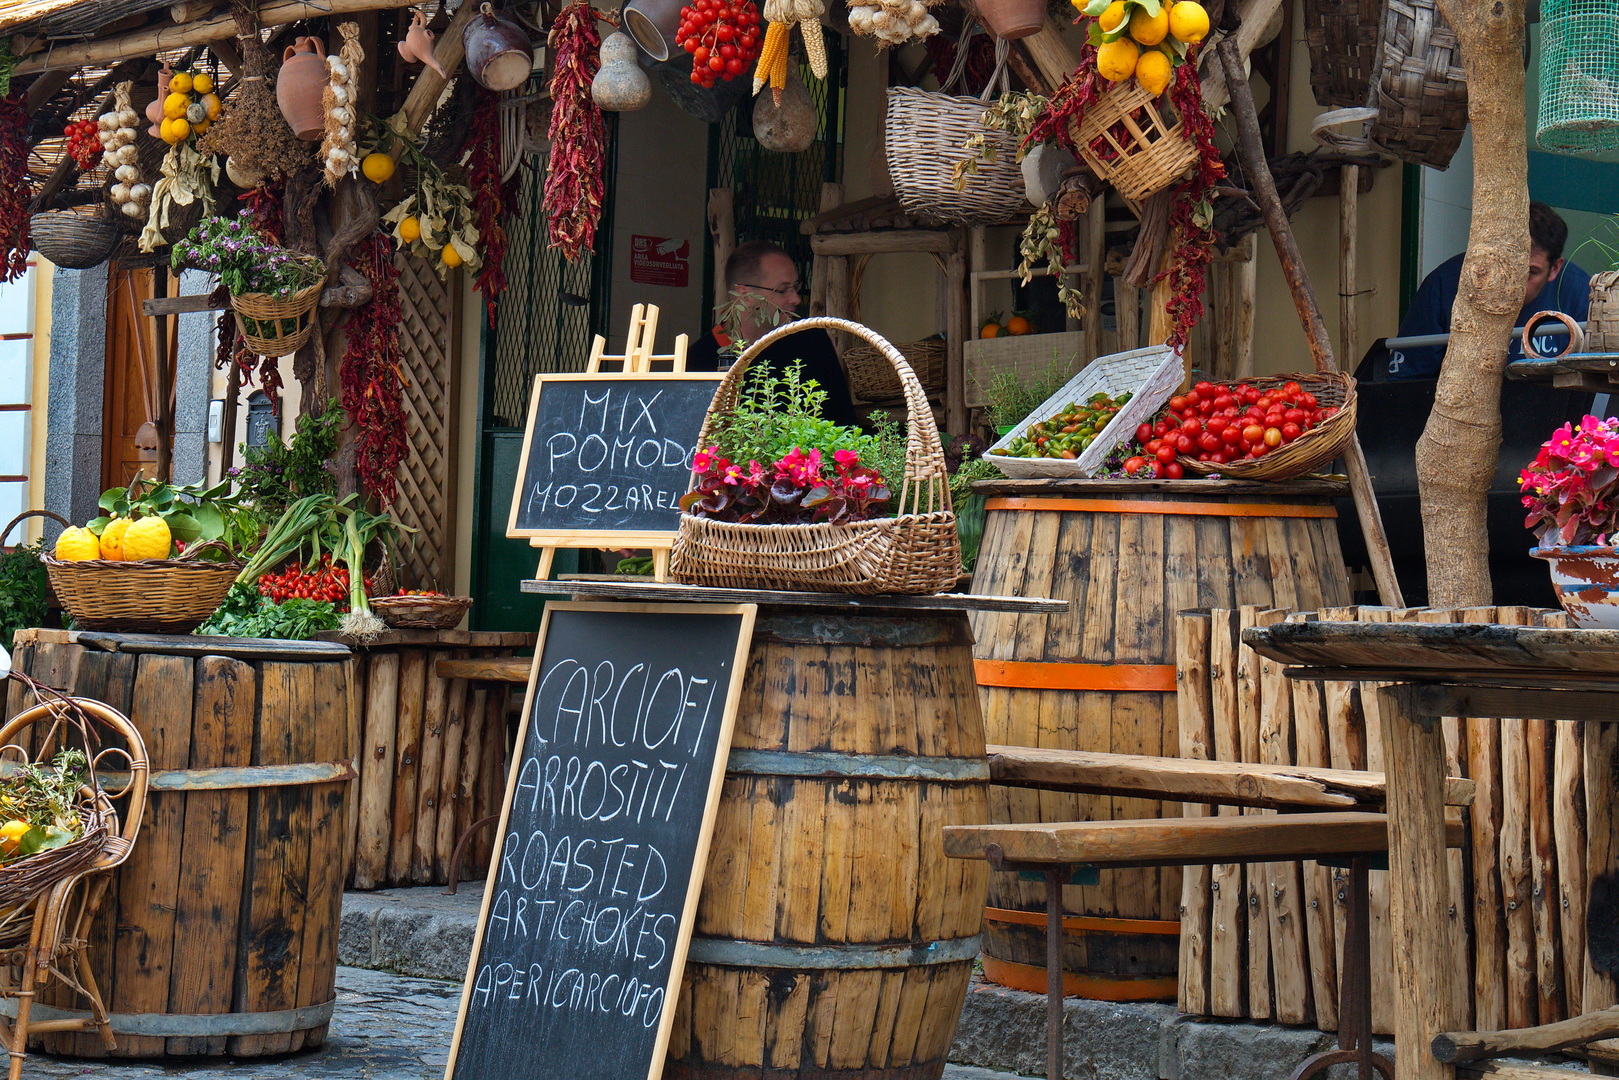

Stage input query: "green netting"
[{"left": 1537, "top": 0, "right": 1619, "bottom": 155}]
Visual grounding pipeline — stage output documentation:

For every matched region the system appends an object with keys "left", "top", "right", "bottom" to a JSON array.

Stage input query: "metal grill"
[
  {"left": 487, "top": 161, "right": 602, "bottom": 428},
  {"left": 705, "top": 41, "right": 847, "bottom": 316}
]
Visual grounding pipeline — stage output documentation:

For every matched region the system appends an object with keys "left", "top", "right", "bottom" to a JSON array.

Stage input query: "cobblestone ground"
[{"left": 23, "top": 967, "right": 1019, "bottom": 1079}]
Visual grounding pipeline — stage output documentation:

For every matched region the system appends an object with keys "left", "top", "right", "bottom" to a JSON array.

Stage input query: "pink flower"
[
  {"left": 693, "top": 446, "right": 720, "bottom": 473},
  {"left": 722, "top": 462, "right": 746, "bottom": 486},
  {"left": 833, "top": 449, "right": 860, "bottom": 470},
  {"left": 747, "top": 460, "right": 766, "bottom": 485}
]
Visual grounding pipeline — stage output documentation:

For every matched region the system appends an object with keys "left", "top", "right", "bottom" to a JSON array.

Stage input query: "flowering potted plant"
[
  {"left": 1520, "top": 414, "right": 1619, "bottom": 628},
  {"left": 172, "top": 210, "right": 326, "bottom": 357}
]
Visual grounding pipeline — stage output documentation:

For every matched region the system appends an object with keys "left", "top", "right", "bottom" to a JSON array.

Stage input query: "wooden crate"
[{"left": 1174, "top": 605, "right": 1603, "bottom": 1034}]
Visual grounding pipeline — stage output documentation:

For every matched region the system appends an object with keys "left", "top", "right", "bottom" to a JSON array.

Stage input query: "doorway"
[{"left": 102, "top": 265, "right": 175, "bottom": 489}]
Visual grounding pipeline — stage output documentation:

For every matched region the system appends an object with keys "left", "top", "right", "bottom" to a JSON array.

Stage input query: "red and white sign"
[{"left": 629, "top": 234, "right": 691, "bottom": 288}]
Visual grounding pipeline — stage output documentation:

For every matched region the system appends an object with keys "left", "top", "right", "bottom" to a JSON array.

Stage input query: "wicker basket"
[
  {"left": 42, "top": 554, "right": 241, "bottom": 634},
  {"left": 1069, "top": 80, "right": 1200, "bottom": 205},
  {"left": 231, "top": 282, "right": 323, "bottom": 358},
  {"left": 29, "top": 211, "right": 120, "bottom": 270},
  {"left": 371, "top": 594, "right": 474, "bottom": 629},
  {"left": 1587, "top": 271, "right": 1619, "bottom": 352},
  {"left": 671, "top": 318, "right": 961, "bottom": 595},
  {"left": 1301, "top": 0, "right": 1384, "bottom": 108},
  {"left": 1177, "top": 372, "right": 1358, "bottom": 480},
  {"left": 845, "top": 337, "right": 947, "bottom": 403},
  {"left": 1368, "top": 0, "right": 1467, "bottom": 168}
]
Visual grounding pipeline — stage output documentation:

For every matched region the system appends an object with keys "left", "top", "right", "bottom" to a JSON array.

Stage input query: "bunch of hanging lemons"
[
  {"left": 1073, "top": 0, "right": 1209, "bottom": 96},
  {"left": 158, "top": 69, "right": 223, "bottom": 146}
]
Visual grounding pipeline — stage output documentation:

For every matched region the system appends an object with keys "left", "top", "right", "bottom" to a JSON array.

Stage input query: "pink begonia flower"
[
  {"left": 833, "top": 449, "right": 860, "bottom": 470},
  {"left": 747, "top": 460, "right": 766, "bottom": 485},
  {"left": 722, "top": 462, "right": 746, "bottom": 486}
]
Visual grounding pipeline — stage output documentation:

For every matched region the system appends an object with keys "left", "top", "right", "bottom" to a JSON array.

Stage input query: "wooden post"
[
  {"left": 388, "top": 0, "right": 481, "bottom": 141},
  {"left": 1208, "top": 244, "right": 1256, "bottom": 380},
  {"left": 944, "top": 235, "right": 968, "bottom": 435},
  {"left": 1021, "top": 18, "right": 1080, "bottom": 87},
  {"left": 809, "top": 182, "right": 841, "bottom": 319},
  {"left": 708, "top": 187, "right": 736, "bottom": 317},
  {"left": 1339, "top": 164, "right": 1360, "bottom": 369}
]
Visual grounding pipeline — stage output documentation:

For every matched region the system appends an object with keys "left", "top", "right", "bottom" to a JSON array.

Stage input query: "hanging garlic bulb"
[
  {"left": 105, "top": 82, "right": 149, "bottom": 223},
  {"left": 321, "top": 22, "right": 365, "bottom": 187}
]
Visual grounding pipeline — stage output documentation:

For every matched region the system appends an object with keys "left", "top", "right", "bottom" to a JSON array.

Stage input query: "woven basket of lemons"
[{"left": 45, "top": 519, "right": 240, "bottom": 634}]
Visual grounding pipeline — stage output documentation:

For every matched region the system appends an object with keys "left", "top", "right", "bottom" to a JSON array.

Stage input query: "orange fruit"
[
  {"left": 1129, "top": 4, "right": 1170, "bottom": 45},
  {"left": 361, "top": 152, "right": 396, "bottom": 184},
  {"left": 1006, "top": 314, "right": 1033, "bottom": 335},
  {"left": 979, "top": 321, "right": 1002, "bottom": 339},
  {"left": 1135, "top": 48, "right": 1173, "bottom": 95}
]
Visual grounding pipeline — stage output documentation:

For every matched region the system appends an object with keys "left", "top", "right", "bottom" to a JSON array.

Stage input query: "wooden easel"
[{"left": 528, "top": 304, "right": 693, "bottom": 582}]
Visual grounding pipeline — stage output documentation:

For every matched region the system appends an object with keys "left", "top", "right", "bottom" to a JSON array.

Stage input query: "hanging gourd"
[
  {"left": 592, "top": 32, "right": 652, "bottom": 111},
  {"left": 752, "top": 60, "right": 816, "bottom": 151}
]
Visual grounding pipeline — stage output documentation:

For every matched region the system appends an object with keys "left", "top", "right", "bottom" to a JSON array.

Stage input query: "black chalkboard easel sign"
[{"left": 444, "top": 601, "right": 757, "bottom": 1080}]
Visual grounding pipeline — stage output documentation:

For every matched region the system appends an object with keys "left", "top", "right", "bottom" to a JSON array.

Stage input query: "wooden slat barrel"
[
  {"left": 666, "top": 607, "right": 989, "bottom": 1080},
  {"left": 5, "top": 629, "right": 353, "bottom": 1058},
  {"left": 966, "top": 479, "right": 1352, "bottom": 1000}
]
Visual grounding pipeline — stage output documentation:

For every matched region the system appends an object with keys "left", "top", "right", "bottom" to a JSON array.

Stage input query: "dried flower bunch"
[
  {"left": 198, "top": 8, "right": 313, "bottom": 181},
  {"left": 1520, "top": 415, "right": 1619, "bottom": 548},
  {"left": 172, "top": 210, "right": 325, "bottom": 298}
]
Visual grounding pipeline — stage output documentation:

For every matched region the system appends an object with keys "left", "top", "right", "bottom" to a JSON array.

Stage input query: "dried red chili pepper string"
[
  {"left": 544, "top": 0, "right": 606, "bottom": 262},
  {"left": 1024, "top": 46, "right": 1102, "bottom": 158},
  {"left": 467, "top": 87, "right": 512, "bottom": 326},
  {"left": 1153, "top": 44, "right": 1225, "bottom": 351},
  {"left": 0, "top": 95, "right": 32, "bottom": 284},
  {"left": 339, "top": 235, "right": 408, "bottom": 504}
]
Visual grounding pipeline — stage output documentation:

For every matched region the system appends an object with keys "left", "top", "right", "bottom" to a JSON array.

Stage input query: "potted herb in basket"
[
  {"left": 1521, "top": 414, "right": 1619, "bottom": 629},
  {"left": 172, "top": 210, "right": 325, "bottom": 358}
]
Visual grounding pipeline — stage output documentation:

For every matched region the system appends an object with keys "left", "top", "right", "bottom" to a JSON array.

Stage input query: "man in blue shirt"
[{"left": 1388, "top": 202, "right": 1591, "bottom": 379}]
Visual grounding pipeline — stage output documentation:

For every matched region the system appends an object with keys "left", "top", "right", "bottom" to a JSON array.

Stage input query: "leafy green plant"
[
  {"left": 949, "top": 454, "right": 1005, "bottom": 573},
  {"left": 231, "top": 398, "right": 342, "bottom": 517},
  {"left": 195, "top": 588, "right": 342, "bottom": 640},
  {"left": 978, "top": 355, "right": 1079, "bottom": 430},
  {"left": 171, "top": 211, "right": 325, "bottom": 298},
  {"left": 0, "top": 538, "right": 46, "bottom": 651},
  {"left": 89, "top": 473, "right": 260, "bottom": 558}
]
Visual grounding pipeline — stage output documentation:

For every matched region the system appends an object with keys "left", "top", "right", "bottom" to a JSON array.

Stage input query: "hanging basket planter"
[
  {"left": 1069, "top": 80, "right": 1199, "bottom": 204},
  {"left": 230, "top": 283, "right": 323, "bottom": 357},
  {"left": 1536, "top": 0, "right": 1619, "bottom": 156},
  {"left": 29, "top": 211, "right": 120, "bottom": 270}
]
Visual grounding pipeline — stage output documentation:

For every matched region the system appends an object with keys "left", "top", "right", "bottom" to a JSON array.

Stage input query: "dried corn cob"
[
  {"left": 799, "top": 18, "right": 826, "bottom": 79},
  {"left": 769, "top": 39, "right": 787, "bottom": 104},
  {"left": 754, "top": 20, "right": 789, "bottom": 96}
]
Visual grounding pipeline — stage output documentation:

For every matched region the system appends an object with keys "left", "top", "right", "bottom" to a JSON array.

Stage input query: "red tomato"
[
  {"left": 1137, "top": 423, "right": 1153, "bottom": 444},
  {"left": 1242, "top": 424, "right": 1264, "bottom": 444},
  {"left": 1123, "top": 456, "right": 1148, "bottom": 475},
  {"left": 1213, "top": 394, "right": 1234, "bottom": 410},
  {"left": 1283, "top": 381, "right": 1303, "bottom": 397},
  {"left": 1176, "top": 434, "right": 1195, "bottom": 454},
  {"left": 1281, "top": 422, "right": 1302, "bottom": 441},
  {"left": 1301, "top": 392, "right": 1318, "bottom": 408},
  {"left": 1198, "top": 432, "right": 1221, "bottom": 452},
  {"left": 1155, "top": 420, "right": 1173, "bottom": 437},
  {"left": 1184, "top": 390, "right": 1201, "bottom": 407},
  {"left": 1211, "top": 451, "right": 1228, "bottom": 465},
  {"left": 1169, "top": 395, "right": 1188, "bottom": 412},
  {"left": 1153, "top": 461, "right": 1170, "bottom": 479},
  {"left": 1206, "top": 416, "right": 1228, "bottom": 434},
  {"left": 1221, "top": 427, "right": 1242, "bottom": 445},
  {"left": 1155, "top": 445, "right": 1177, "bottom": 463},
  {"left": 1245, "top": 406, "right": 1265, "bottom": 422},
  {"left": 1164, "top": 462, "right": 1184, "bottom": 479},
  {"left": 1264, "top": 427, "right": 1283, "bottom": 448},
  {"left": 1321, "top": 406, "right": 1339, "bottom": 420},
  {"left": 1180, "top": 418, "right": 1201, "bottom": 435},
  {"left": 1283, "top": 408, "right": 1305, "bottom": 424},
  {"left": 1146, "top": 439, "right": 1163, "bottom": 455},
  {"left": 1257, "top": 396, "right": 1273, "bottom": 409},
  {"left": 1194, "top": 381, "right": 1215, "bottom": 396}
]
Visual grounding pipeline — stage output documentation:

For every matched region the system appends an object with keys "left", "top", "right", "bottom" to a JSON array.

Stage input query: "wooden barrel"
[
  {"left": 7, "top": 629, "right": 353, "bottom": 1058},
  {"left": 967, "top": 479, "right": 1352, "bottom": 1000},
  {"left": 666, "top": 607, "right": 989, "bottom": 1080}
]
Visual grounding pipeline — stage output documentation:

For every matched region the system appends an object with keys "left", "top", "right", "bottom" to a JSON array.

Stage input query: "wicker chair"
[{"left": 0, "top": 685, "right": 148, "bottom": 1080}]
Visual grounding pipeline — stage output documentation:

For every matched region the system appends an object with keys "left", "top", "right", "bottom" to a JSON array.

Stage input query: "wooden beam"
[
  {"left": 810, "top": 230, "right": 959, "bottom": 256},
  {"left": 433, "top": 657, "right": 531, "bottom": 683},
  {"left": 1199, "top": 0, "right": 1285, "bottom": 112},
  {"left": 22, "top": 70, "right": 71, "bottom": 116},
  {"left": 1021, "top": 18, "right": 1080, "bottom": 87},
  {"left": 14, "top": 0, "right": 420, "bottom": 75},
  {"left": 388, "top": 0, "right": 482, "bottom": 140},
  {"left": 1434, "top": 1007, "right": 1619, "bottom": 1063},
  {"left": 1458, "top": 1064, "right": 1606, "bottom": 1080}
]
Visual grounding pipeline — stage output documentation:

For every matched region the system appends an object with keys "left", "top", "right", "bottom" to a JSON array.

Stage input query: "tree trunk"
[{"left": 1415, "top": 0, "right": 1528, "bottom": 608}]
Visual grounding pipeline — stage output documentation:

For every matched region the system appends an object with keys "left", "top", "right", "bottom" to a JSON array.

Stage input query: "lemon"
[
  {"left": 1096, "top": 36, "right": 1141, "bottom": 81},
  {"left": 1129, "top": 4, "right": 1170, "bottom": 45},
  {"left": 1168, "top": 0, "right": 1209, "bottom": 42},
  {"left": 398, "top": 216, "right": 422, "bottom": 243},
  {"left": 203, "top": 92, "right": 222, "bottom": 120},
  {"left": 361, "top": 152, "right": 396, "bottom": 184},
  {"left": 1096, "top": 0, "right": 1128, "bottom": 32},
  {"left": 194, "top": 119, "right": 211, "bottom": 136},
  {"left": 122, "top": 516, "right": 172, "bottom": 561},
  {"left": 192, "top": 72, "right": 213, "bottom": 94},
  {"left": 1135, "top": 48, "right": 1173, "bottom": 94},
  {"left": 0, "top": 819, "right": 30, "bottom": 856},
  {"left": 170, "top": 71, "right": 194, "bottom": 95},
  {"left": 99, "top": 517, "right": 131, "bottom": 561},
  {"left": 170, "top": 117, "right": 191, "bottom": 141},
  {"left": 159, "top": 118, "right": 176, "bottom": 143},
  {"left": 440, "top": 243, "right": 463, "bottom": 268},
  {"left": 53, "top": 526, "right": 100, "bottom": 562},
  {"left": 163, "top": 91, "right": 189, "bottom": 120}
]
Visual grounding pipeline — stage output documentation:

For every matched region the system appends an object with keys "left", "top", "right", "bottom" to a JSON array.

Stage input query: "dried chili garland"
[
  {"left": 0, "top": 95, "right": 32, "bottom": 284},
  {"left": 467, "top": 88, "right": 514, "bottom": 326},
  {"left": 339, "top": 235, "right": 408, "bottom": 505},
  {"left": 544, "top": 1, "right": 606, "bottom": 263},
  {"left": 1153, "top": 46, "right": 1225, "bottom": 350},
  {"left": 1024, "top": 46, "right": 1103, "bottom": 158}
]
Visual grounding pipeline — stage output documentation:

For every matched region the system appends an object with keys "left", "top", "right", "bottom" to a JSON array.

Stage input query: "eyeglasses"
[{"left": 739, "top": 280, "right": 803, "bottom": 297}]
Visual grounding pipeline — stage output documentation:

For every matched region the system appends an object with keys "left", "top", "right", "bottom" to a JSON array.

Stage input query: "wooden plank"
[
  {"left": 77, "top": 631, "right": 351, "bottom": 660},
  {"left": 1586, "top": 721, "right": 1619, "bottom": 1012},
  {"left": 1433, "top": 1006, "right": 1619, "bottom": 1062},
  {"left": 1176, "top": 611, "right": 1214, "bottom": 1017},
  {"left": 434, "top": 656, "right": 531, "bottom": 683},
  {"left": 1553, "top": 716, "right": 1587, "bottom": 1020},
  {"left": 352, "top": 651, "right": 399, "bottom": 890},
  {"left": 529, "top": 578, "right": 1068, "bottom": 612},
  {"left": 809, "top": 230, "right": 959, "bottom": 256},
  {"left": 388, "top": 649, "right": 429, "bottom": 884},
  {"left": 295, "top": 660, "right": 350, "bottom": 1048},
  {"left": 476, "top": 685, "right": 509, "bottom": 869},
  {"left": 1290, "top": 660, "right": 1339, "bottom": 1031},
  {"left": 1239, "top": 606, "right": 1280, "bottom": 1021},
  {"left": 970, "top": 478, "right": 1350, "bottom": 497},
  {"left": 343, "top": 654, "right": 363, "bottom": 883},
  {"left": 435, "top": 670, "right": 472, "bottom": 880},
  {"left": 1209, "top": 609, "right": 1246, "bottom": 1018},
  {"left": 1525, "top": 715, "right": 1563, "bottom": 1024},
  {"left": 1108, "top": 507, "right": 1165, "bottom": 921},
  {"left": 451, "top": 686, "right": 489, "bottom": 882},
  {"left": 1260, "top": 630, "right": 1311, "bottom": 1025},
  {"left": 1245, "top": 622, "right": 1619, "bottom": 681},
  {"left": 412, "top": 650, "right": 456, "bottom": 883},
  {"left": 165, "top": 655, "right": 255, "bottom": 1056}
]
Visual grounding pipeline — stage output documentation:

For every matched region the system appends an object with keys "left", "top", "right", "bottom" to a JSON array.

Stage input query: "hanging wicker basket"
[
  {"left": 1368, "top": 0, "right": 1467, "bottom": 168},
  {"left": 28, "top": 211, "right": 120, "bottom": 270},
  {"left": 230, "top": 282, "right": 323, "bottom": 357},
  {"left": 1301, "top": 0, "right": 1383, "bottom": 107},
  {"left": 1176, "top": 373, "right": 1358, "bottom": 481},
  {"left": 844, "top": 337, "right": 947, "bottom": 403},
  {"left": 1587, "top": 271, "right": 1619, "bottom": 351},
  {"left": 1069, "top": 80, "right": 1199, "bottom": 205},
  {"left": 671, "top": 317, "right": 962, "bottom": 595}
]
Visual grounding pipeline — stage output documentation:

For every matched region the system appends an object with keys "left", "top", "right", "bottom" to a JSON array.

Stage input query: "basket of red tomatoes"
[
  {"left": 1127, "top": 373, "right": 1356, "bottom": 481},
  {"left": 370, "top": 590, "right": 473, "bottom": 630}
]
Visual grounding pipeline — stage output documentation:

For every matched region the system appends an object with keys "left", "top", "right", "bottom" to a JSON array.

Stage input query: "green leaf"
[
  {"left": 87, "top": 516, "right": 111, "bottom": 535},
  {"left": 1081, "top": 0, "right": 1111, "bottom": 15},
  {"left": 98, "top": 488, "right": 127, "bottom": 511},
  {"left": 1136, "top": 0, "right": 1161, "bottom": 15},
  {"left": 190, "top": 503, "right": 225, "bottom": 541},
  {"left": 163, "top": 511, "right": 202, "bottom": 544}
]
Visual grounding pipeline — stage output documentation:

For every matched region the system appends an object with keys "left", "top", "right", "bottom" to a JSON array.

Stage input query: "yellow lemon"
[
  {"left": 203, "top": 92, "right": 222, "bottom": 120},
  {"left": 170, "top": 117, "right": 191, "bottom": 142},
  {"left": 53, "top": 526, "right": 100, "bottom": 562},
  {"left": 1096, "top": 0, "right": 1128, "bottom": 32},
  {"left": 99, "top": 517, "right": 132, "bottom": 561},
  {"left": 1168, "top": 0, "right": 1209, "bottom": 42},
  {"left": 122, "top": 516, "right": 172, "bottom": 561},
  {"left": 191, "top": 72, "right": 213, "bottom": 94},
  {"left": 1135, "top": 48, "right": 1173, "bottom": 94},
  {"left": 1096, "top": 36, "right": 1141, "bottom": 81},
  {"left": 0, "top": 819, "right": 30, "bottom": 856},
  {"left": 398, "top": 216, "right": 422, "bottom": 243},
  {"left": 1129, "top": 4, "right": 1170, "bottom": 45},
  {"left": 361, "top": 152, "right": 396, "bottom": 184},
  {"left": 194, "top": 119, "right": 211, "bottom": 136},
  {"left": 169, "top": 71, "right": 194, "bottom": 95},
  {"left": 440, "top": 243, "right": 464, "bottom": 268},
  {"left": 163, "top": 91, "right": 189, "bottom": 120}
]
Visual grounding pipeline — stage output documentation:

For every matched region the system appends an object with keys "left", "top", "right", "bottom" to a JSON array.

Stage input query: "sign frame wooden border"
[{"left": 442, "top": 600, "right": 759, "bottom": 1080}]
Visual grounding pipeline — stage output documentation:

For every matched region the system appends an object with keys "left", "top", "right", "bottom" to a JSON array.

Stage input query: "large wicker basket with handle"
[
  {"left": 671, "top": 318, "right": 961, "bottom": 595},
  {"left": 1177, "top": 372, "right": 1358, "bottom": 480}
]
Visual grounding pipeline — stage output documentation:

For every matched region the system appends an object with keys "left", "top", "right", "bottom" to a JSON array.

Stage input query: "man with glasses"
[{"left": 688, "top": 239, "right": 859, "bottom": 426}]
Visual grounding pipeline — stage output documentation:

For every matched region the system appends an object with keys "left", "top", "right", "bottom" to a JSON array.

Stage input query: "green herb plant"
[
  {"left": 0, "top": 537, "right": 46, "bottom": 651},
  {"left": 978, "top": 354, "right": 1079, "bottom": 431},
  {"left": 0, "top": 748, "right": 91, "bottom": 861},
  {"left": 231, "top": 398, "right": 342, "bottom": 518},
  {"left": 194, "top": 591, "right": 341, "bottom": 640},
  {"left": 89, "top": 472, "right": 260, "bottom": 558}
]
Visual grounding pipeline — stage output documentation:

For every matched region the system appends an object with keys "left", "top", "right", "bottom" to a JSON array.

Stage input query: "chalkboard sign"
[
  {"left": 444, "top": 601, "right": 757, "bottom": 1080},
  {"left": 506, "top": 374, "right": 723, "bottom": 543}
]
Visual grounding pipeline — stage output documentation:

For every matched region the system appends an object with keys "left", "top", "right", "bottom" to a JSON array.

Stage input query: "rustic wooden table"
[{"left": 1245, "top": 620, "right": 1619, "bottom": 1080}]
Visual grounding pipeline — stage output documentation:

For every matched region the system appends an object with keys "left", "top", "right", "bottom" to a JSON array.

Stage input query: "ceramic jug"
[
  {"left": 277, "top": 36, "right": 327, "bottom": 140},
  {"left": 145, "top": 63, "right": 172, "bottom": 137},
  {"left": 398, "top": 9, "right": 447, "bottom": 77},
  {"left": 462, "top": 3, "right": 534, "bottom": 91}
]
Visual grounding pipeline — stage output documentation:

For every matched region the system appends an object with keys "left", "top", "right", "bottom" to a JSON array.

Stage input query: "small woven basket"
[
  {"left": 1069, "top": 80, "right": 1200, "bottom": 204},
  {"left": 1587, "top": 271, "right": 1619, "bottom": 352},
  {"left": 671, "top": 317, "right": 961, "bottom": 595},
  {"left": 43, "top": 553, "right": 241, "bottom": 634},
  {"left": 845, "top": 338, "right": 946, "bottom": 403},
  {"left": 1177, "top": 373, "right": 1358, "bottom": 481},
  {"left": 1301, "top": 0, "right": 1383, "bottom": 108},
  {"left": 371, "top": 594, "right": 473, "bottom": 629},
  {"left": 29, "top": 211, "right": 120, "bottom": 270},
  {"left": 1368, "top": 0, "right": 1467, "bottom": 168},
  {"left": 230, "top": 282, "right": 323, "bottom": 358}
]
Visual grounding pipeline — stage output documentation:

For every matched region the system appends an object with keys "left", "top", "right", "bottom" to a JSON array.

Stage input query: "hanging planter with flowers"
[
  {"left": 1520, "top": 415, "right": 1619, "bottom": 628},
  {"left": 172, "top": 212, "right": 326, "bottom": 358}
]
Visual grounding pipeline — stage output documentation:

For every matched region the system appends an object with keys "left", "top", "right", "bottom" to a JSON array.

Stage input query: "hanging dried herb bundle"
[
  {"left": 467, "top": 87, "right": 517, "bottom": 326},
  {"left": 0, "top": 95, "right": 31, "bottom": 283},
  {"left": 198, "top": 6, "right": 314, "bottom": 182},
  {"left": 1153, "top": 46, "right": 1224, "bottom": 350},
  {"left": 544, "top": 0, "right": 605, "bottom": 262},
  {"left": 339, "top": 235, "right": 408, "bottom": 504}
]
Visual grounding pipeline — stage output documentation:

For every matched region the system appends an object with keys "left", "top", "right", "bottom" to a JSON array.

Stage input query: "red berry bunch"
[
  {"left": 63, "top": 119, "right": 102, "bottom": 172},
  {"left": 257, "top": 553, "right": 376, "bottom": 610},
  {"left": 676, "top": 0, "right": 763, "bottom": 87},
  {"left": 1123, "top": 379, "right": 1339, "bottom": 477}
]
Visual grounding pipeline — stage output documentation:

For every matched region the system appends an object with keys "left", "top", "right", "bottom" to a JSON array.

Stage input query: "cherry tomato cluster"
[
  {"left": 62, "top": 118, "right": 102, "bottom": 171},
  {"left": 1123, "top": 379, "right": 1338, "bottom": 477},
  {"left": 257, "top": 554, "right": 375, "bottom": 609},
  {"left": 676, "top": 0, "right": 763, "bottom": 87},
  {"left": 397, "top": 589, "right": 447, "bottom": 597}
]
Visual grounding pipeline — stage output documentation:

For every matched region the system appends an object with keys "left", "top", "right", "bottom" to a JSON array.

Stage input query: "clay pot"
[
  {"left": 975, "top": 0, "right": 1046, "bottom": 39},
  {"left": 592, "top": 33, "right": 652, "bottom": 111},
  {"left": 622, "top": 0, "right": 685, "bottom": 61},
  {"left": 145, "top": 64, "right": 172, "bottom": 138},
  {"left": 398, "top": 9, "right": 447, "bottom": 77},
  {"left": 277, "top": 36, "right": 328, "bottom": 141},
  {"left": 462, "top": 3, "right": 534, "bottom": 92},
  {"left": 752, "top": 67, "right": 816, "bottom": 153}
]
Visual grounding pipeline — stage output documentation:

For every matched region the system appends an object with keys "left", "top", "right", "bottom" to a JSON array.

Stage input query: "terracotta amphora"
[{"left": 276, "top": 36, "right": 327, "bottom": 140}]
